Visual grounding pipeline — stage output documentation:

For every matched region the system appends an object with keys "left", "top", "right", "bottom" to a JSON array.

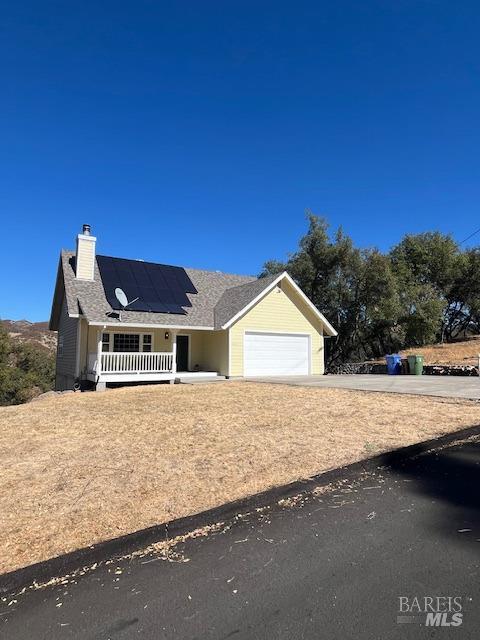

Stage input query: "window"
[
  {"left": 101, "top": 332, "right": 153, "bottom": 352},
  {"left": 142, "top": 334, "right": 152, "bottom": 352},
  {"left": 113, "top": 334, "right": 140, "bottom": 352},
  {"left": 58, "top": 335, "right": 64, "bottom": 355},
  {"left": 101, "top": 333, "right": 110, "bottom": 353}
]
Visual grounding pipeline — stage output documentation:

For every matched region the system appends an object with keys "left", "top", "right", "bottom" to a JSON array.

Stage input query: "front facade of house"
[{"left": 50, "top": 226, "right": 337, "bottom": 390}]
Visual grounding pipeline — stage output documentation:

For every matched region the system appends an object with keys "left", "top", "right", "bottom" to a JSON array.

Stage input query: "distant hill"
[{"left": 0, "top": 320, "right": 57, "bottom": 353}]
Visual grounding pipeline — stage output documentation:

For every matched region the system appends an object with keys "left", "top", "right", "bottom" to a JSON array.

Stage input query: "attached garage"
[
  {"left": 244, "top": 331, "right": 310, "bottom": 376},
  {"left": 218, "top": 271, "right": 337, "bottom": 378}
]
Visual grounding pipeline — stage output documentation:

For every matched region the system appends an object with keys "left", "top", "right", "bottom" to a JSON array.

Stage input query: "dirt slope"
[
  {"left": 0, "top": 319, "right": 56, "bottom": 353},
  {"left": 397, "top": 336, "right": 480, "bottom": 365}
]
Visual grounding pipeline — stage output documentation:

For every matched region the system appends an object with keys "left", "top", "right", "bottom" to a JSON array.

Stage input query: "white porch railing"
[{"left": 97, "top": 352, "right": 174, "bottom": 374}]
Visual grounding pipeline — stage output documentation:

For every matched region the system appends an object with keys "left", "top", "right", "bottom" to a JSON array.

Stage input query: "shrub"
[{"left": 0, "top": 324, "right": 55, "bottom": 405}]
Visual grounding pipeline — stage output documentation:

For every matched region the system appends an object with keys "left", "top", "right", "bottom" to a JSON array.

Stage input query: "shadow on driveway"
[{"left": 383, "top": 437, "right": 480, "bottom": 546}]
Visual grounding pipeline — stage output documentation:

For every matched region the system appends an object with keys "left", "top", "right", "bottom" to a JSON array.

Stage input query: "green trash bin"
[{"left": 407, "top": 355, "right": 424, "bottom": 375}]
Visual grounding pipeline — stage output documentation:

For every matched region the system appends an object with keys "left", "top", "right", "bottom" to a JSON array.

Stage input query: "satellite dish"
[
  {"left": 115, "top": 287, "right": 129, "bottom": 308},
  {"left": 113, "top": 288, "right": 139, "bottom": 321}
]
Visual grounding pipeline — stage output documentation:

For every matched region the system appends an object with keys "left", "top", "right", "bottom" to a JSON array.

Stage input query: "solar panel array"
[{"left": 97, "top": 255, "right": 198, "bottom": 314}]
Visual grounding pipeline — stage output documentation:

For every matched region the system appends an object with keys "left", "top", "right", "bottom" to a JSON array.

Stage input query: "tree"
[
  {"left": 0, "top": 322, "right": 55, "bottom": 405},
  {"left": 261, "top": 215, "right": 480, "bottom": 367},
  {"left": 447, "top": 248, "right": 480, "bottom": 338},
  {"left": 262, "top": 214, "right": 401, "bottom": 365},
  {"left": 390, "top": 232, "right": 463, "bottom": 343}
]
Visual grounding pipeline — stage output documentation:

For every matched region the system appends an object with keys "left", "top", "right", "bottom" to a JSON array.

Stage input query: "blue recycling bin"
[{"left": 386, "top": 354, "right": 402, "bottom": 375}]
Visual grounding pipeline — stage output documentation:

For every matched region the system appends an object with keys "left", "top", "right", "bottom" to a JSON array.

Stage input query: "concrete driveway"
[{"left": 249, "top": 374, "right": 480, "bottom": 400}]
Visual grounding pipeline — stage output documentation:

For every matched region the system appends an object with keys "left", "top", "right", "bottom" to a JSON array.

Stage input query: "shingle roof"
[
  {"left": 50, "top": 251, "right": 337, "bottom": 335},
  {"left": 51, "top": 250, "right": 258, "bottom": 329},
  {"left": 214, "top": 273, "right": 280, "bottom": 329}
]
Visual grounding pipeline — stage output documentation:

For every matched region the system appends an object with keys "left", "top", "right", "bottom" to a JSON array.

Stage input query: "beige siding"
[
  {"left": 153, "top": 329, "right": 170, "bottom": 353},
  {"left": 75, "top": 236, "right": 95, "bottom": 280},
  {"left": 201, "top": 330, "right": 229, "bottom": 375},
  {"left": 55, "top": 297, "right": 79, "bottom": 390},
  {"left": 230, "top": 280, "right": 325, "bottom": 376}
]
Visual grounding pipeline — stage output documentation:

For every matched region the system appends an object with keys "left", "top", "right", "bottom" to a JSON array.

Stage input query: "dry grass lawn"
[
  {"left": 1, "top": 381, "right": 479, "bottom": 574},
  {"left": 398, "top": 336, "right": 480, "bottom": 365}
]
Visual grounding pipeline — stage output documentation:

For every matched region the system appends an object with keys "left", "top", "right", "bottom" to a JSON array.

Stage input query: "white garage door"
[{"left": 244, "top": 332, "right": 310, "bottom": 376}]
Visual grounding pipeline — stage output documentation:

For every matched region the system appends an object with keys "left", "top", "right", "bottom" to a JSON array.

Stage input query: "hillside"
[
  {"left": 397, "top": 336, "right": 480, "bottom": 365},
  {"left": 0, "top": 319, "right": 56, "bottom": 353}
]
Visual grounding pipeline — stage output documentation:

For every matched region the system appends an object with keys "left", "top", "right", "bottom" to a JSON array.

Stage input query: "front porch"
[
  {"left": 86, "top": 351, "right": 220, "bottom": 384},
  {"left": 82, "top": 326, "right": 228, "bottom": 387}
]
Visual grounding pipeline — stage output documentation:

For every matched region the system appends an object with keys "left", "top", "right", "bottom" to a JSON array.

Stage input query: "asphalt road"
[{"left": 2, "top": 436, "right": 480, "bottom": 639}]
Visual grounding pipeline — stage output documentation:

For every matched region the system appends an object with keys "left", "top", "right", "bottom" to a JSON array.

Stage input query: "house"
[{"left": 49, "top": 225, "right": 337, "bottom": 390}]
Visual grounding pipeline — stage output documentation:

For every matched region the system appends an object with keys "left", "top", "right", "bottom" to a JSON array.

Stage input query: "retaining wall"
[{"left": 328, "top": 362, "right": 479, "bottom": 376}]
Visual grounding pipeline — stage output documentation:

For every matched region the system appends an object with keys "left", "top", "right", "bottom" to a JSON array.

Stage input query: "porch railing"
[{"left": 99, "top": 351, "right": 174, "bottom": 374}]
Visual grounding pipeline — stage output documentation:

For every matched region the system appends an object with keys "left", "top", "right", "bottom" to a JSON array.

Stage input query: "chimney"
[{"left": 75, "top": 224, "right": 96, "bottom": 280}]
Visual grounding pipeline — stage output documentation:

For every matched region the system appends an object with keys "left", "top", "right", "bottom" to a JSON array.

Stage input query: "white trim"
[
  {"left": 244, "top": 328, "right": 312, "bottom": 336},
  {"left": 96, "top": 330, "right": 102, "bottom": 376},
  {"left": 243, "top": 329, "right": 312, "bottom": 376},
  {"left": 221, "top": 272, "right": 337, "bottom": 336},
  {"left": 283, "top": 274, "right": 337, "bottom": 336},
  {"left": 88, "top": 372, "right": 176, "bottom": 383},
  {"left": 172, "top": 331, "right": 177, "bottom": 374},
  {"left": 227, "top": 327, "right": 232, "bottom": 378},
  {"left": 77, "top": 233, "right": 97, "bottom": 243},
  {"left": 176, "top": 371, "right": 218, "bottom": 379},
  {"left": 87, "top": 370, "right": 219, "bottom": 384},
  {"left": 176, "top": 333, "right": 191, "bottom": 371},
  {"left": 88, "top": 321, "right": 214, "bottom": 331}
]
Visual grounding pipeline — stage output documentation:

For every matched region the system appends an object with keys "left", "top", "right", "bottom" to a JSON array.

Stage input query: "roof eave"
[
  {"left": 86, "top": 320, "right": 215, "bottom": 330},
  {"left": 49, "top": 256, "right": 65, "bottom": 331}
]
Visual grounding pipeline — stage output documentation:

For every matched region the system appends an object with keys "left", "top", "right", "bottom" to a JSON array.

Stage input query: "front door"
[{"left": 176, "top": 335, "right": 189, "bottom": 372}]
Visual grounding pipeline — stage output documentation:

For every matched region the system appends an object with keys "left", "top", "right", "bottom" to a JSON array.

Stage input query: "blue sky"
[{"left": 2, "top": 1, "right": 480, "bottom": 321}]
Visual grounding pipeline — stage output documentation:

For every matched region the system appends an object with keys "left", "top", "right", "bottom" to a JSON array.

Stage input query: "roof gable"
[
  {"left": 217, "top": 271, "right": 337, "bottom": 336},
  {"left": 214, "top": 273, "right": 279, "bottom": 329},
  {"left": 49, "top": 254, "right": 80, "bottom": 330}
]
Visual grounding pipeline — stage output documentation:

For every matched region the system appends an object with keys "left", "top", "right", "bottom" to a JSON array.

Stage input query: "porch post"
[
  {"left": 96, "top": 329, "right": 103, "bottom": 377},
  {"left": 172, "top": 331, "right": 177, "bottom": 374}
]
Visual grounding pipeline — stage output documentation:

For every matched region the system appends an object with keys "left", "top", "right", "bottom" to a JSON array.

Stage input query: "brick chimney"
[{"left": 75, "top": 224, "right": 96, "bottom": 280}]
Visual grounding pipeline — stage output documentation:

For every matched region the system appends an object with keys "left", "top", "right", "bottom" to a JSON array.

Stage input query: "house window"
[
  {"left": 58, "top": 335, "right": 64, "bottom": 355},
  {"left": 143, "top": 334, "right": 152, "bottom": 352},
  {"left": 113, "top": 333, "right": 140, "bottom": 352},
  {"left": 101, "top": 332, "right": 153, "bottom": 352},
  {"left": 101, "top": 333, "right": 110, "bottom": 352}
]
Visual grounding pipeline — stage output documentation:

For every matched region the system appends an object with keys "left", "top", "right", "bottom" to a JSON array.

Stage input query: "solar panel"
[{"left": 97, "top": 255, "right": 197, "bottom": 314}]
